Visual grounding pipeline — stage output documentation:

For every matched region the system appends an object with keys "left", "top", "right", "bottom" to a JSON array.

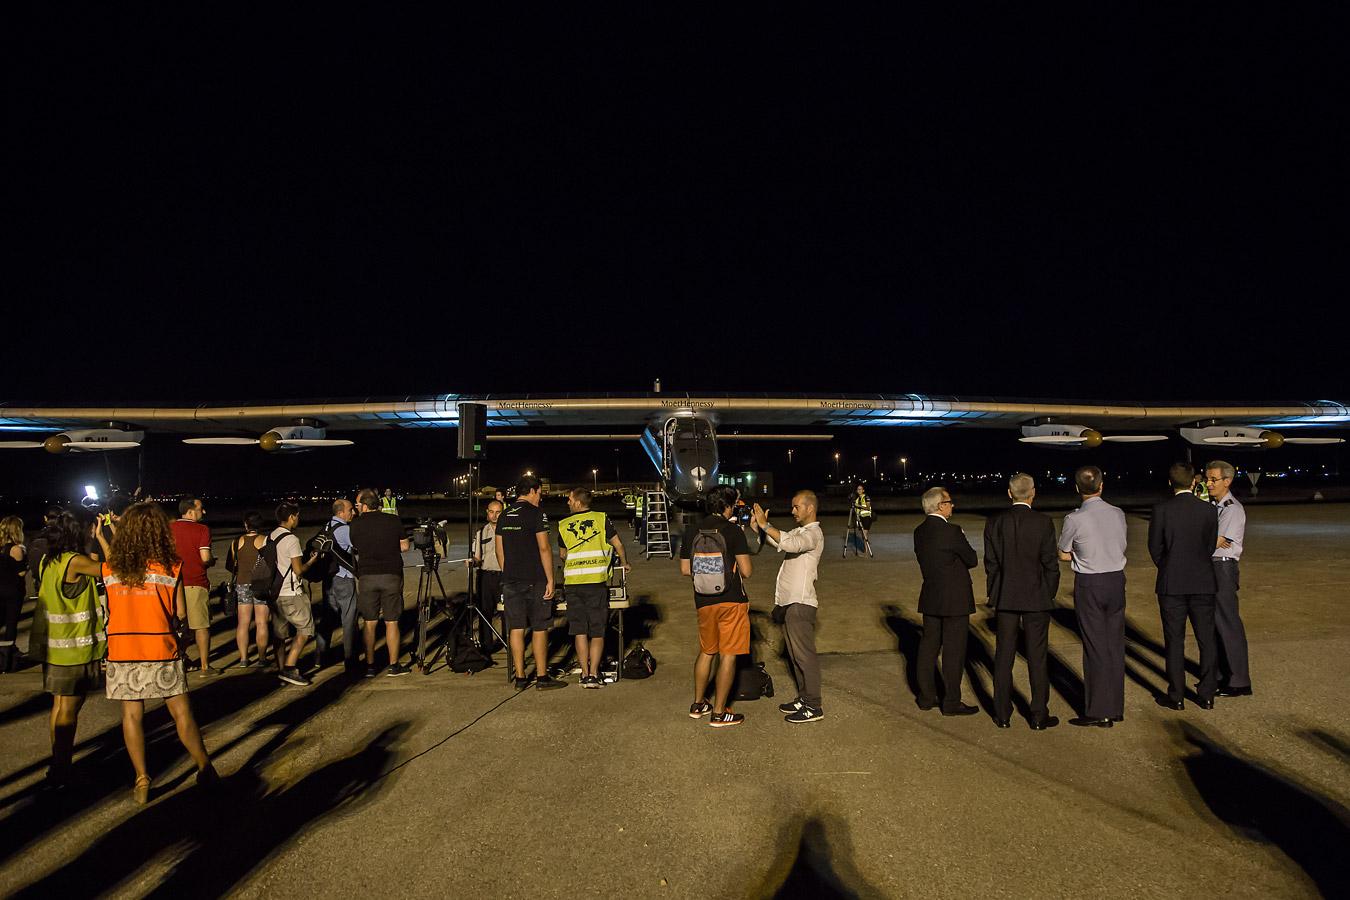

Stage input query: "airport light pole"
[
  {"left": 787, "top": 448, "right": 794, "bottom": 465},
  {"left": 591, "top": 468, "right": 598, "bottom": 492},
  {"left": 871, "top": 455, "right": 878, "bottom": 478},
  {"left": 833, "top": 451, "right": 840, "bottom": 481},
  {"left": 900, "top": 456, "right": 908, "bottom": 485}
]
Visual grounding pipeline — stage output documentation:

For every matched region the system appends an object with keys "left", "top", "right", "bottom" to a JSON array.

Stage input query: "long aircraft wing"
[{"left": 1, "top": 394, "right": 1346, "bottom": 432}]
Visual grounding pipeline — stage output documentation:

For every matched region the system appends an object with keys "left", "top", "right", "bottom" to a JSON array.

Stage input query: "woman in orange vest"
[{"left": 102, "top": 502, "right": 216, "bottom": 803}]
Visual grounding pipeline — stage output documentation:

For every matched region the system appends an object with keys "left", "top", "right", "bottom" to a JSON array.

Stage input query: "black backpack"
[
  {"left": 621, "top": 642, "right": 657, "bottom": 679},
  {"left": 734, "top": 659, "right": 775, "bottom": 701},
  {"left": 446, "top": 625, "right": 493, "bottom": 674},
  {"left": 249, "top": 530, "right": 291, "bottom": 603},
  {"left": 303, "top": 520, "right": 352, "bottom": 583}
]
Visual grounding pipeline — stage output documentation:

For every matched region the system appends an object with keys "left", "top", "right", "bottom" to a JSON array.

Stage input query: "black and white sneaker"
[
  {"left": 581, "top": 675, "right": 601, "bottom": 689},
  {"left": 689, "top": 701, "right": 712, "bottom": 718},
  {"left": 784, "top": 706, "right": 824, "bottom": 724},
  {"left": 709, "top": 711, "right": 745, "bottom": 728},
  {"left": 385, "top": 663, "right": 412, "bottom": 677},
  {"left": 778, "top": 698, "right": 805, "bottom": 714},
  {"left": 278, "top": 667, "right": 312, "bottom": 687}
]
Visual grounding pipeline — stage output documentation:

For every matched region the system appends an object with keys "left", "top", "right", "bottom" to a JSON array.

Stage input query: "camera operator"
[
  {"left": 349, "top": 488, "right": 412, "bottom": 677},
  {"left": 472, "top": 500, "right": 505, "bottom": 650}
]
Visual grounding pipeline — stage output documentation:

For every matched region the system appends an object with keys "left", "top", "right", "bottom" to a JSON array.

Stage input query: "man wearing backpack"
[
  {"left": 313, "top": 499, "right": 359, "bottom": 672},
  {"left": 679, "top": 485, "right": 753, "bottom": 727},
  {"left": 268, "top": 503, "right": 325, "bottom": 686},
  {"left": 752, "top": 491, "right": 825, "bottom": 723}
]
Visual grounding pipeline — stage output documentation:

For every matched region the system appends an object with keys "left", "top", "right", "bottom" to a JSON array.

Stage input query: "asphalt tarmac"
[{"left": 0, "top": 503, "right": 1347, "bottom": 898}]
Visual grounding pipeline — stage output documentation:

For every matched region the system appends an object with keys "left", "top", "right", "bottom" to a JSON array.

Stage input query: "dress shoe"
[
  {"left": 1029, "top": 715, "right": 1060, "bottom": 730},
  {"left": 1155, "top": 697, "right": 1185, "bottom": 711},
  {"left": 994, "top": 718, "right": 1011, "bottom": 728},
  {"left": 1197, "top": 697, "right": 1215, "bottom": 710},
  {"left": 941, "top": 703, "right": 979, "bottom": 717},
  {"left": 915, "top": 699, "right": 938, "bottom": 711},
  {"left": 1215, "top": 685, "right": 1252, "bottom": 697},
  {"left": 1069, "top": 717, "right": 1113, "bottom": 728}
]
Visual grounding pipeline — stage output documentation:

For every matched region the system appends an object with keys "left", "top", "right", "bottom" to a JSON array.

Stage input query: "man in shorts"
[
  {"left": 495, "top": 475, "right": 566, "bottom": 691},
  {"left": 557, "top": 487, "right": 630, "bottom": 687},
  {"left": 680, "top": 486, "right": 753, "bottom": 727},
  {"left": 349, "top": 488, "right": 412, "bottom": 677},
  {"left": 171, "top": 496, "right": 218, "bottom": 676},
  {"left": 270, "top": 503, "right": 324, "bottom": 686}
]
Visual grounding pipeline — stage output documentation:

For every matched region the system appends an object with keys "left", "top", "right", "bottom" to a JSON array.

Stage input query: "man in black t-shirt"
[
  {"left": 680, "top": 486, "right": 753, "bottom": 727},
  {"left": 349, "top": 487, "right": 412, "bottom": 677},
  {"left": 495, "top": 476, "right": 566, "bottom": 691}
]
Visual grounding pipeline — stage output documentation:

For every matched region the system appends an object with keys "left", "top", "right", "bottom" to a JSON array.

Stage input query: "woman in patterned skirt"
[{"left": 101, "top": 502, "right": 217, "bottom": 803}]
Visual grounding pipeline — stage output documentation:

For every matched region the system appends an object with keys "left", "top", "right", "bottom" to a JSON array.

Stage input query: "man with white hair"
[
  {"left": 983, "top": 474, "right": 1061, "bottom": 729},
  {"left": 1205, "top": 460, "right": 1252, "bottom": 697},
  {"left": 913, "top": 486, "right": 979, "bottom": 716}
]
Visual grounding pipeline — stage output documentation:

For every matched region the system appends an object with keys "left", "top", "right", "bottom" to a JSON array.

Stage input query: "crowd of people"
[{"left": 1, "top": 460, "right": 1254, "bottom": 799}]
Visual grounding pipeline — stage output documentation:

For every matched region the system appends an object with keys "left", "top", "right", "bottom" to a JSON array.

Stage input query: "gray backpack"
[{"left": 690, "top": 529, "right": 729, "bottom": 595}]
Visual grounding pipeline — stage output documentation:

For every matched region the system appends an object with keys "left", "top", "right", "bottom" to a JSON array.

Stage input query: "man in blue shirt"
[{"left": 317, "top": 498, "right": 359, "bottom": 671}]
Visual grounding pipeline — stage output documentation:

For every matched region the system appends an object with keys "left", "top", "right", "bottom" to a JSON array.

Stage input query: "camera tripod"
[
  {"left": 413, "top": 550, "right": 454, "bottom": 673},
  {"left": 843, "top": 507, "right": 873, "bottom": 558}
]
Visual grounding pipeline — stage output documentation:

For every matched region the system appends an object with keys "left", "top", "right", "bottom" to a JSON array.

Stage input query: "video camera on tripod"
[{"left": 409, "top": 517, "right": 447, "bottom": 561}]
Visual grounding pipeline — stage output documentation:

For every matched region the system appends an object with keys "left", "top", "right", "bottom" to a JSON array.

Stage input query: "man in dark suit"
[
  {"left": 914, "top": 486, "right": 978, "bottom": 716},
  {"left": 984, "top": 473, "right": 1061, "bottom": 730},
  {"left": 1148, "top": 461, "right": 1221, "bottom": 710}
]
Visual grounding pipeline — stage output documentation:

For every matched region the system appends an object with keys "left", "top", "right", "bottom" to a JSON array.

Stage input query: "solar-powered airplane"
[{"left": 1, "top": 394, "right": 1344, "bottom": 505}]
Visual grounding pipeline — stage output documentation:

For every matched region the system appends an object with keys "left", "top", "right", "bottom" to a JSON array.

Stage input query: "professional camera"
[
  {"left": 733, "top": 503, "right": 754, "bottom": 528},
  {"left": 409, "top": 518, "right": 447, "bottom": 557}
]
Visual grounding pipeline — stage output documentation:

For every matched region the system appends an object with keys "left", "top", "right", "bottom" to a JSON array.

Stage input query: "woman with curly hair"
[
  {"left": 102, "top": 502, "right": 216, "bottom": 803},
  {"left": 29, "top": 510, "right": 106, "bottom": 785}
]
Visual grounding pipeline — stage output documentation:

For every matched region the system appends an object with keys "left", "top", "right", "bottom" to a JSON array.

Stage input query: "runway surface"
[{"left": 0, "top": 504, "right": 1347, "bottom": 898}]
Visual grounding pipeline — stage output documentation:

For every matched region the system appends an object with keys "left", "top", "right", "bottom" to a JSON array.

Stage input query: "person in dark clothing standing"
[
  {"left": 1148, "top": 461, "right": 1220, "bottom": 710},
  {"left": 0, "top": 516, "right": 27, "bottom": 672},
  {"left": 983, "top": 474, "right": 1061, "bottom": 729},
  {"left": 349, "top": 488, "right": 412, "bottom": 677},
  {"left": 495, "top": 476, "right": 566, "bottom": 691},
  {"left": 913, "top": 486, "right": 978, "bottom": 716}
]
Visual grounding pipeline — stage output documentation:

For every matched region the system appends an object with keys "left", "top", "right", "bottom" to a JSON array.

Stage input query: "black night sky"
[{"left": 6, "top": 8, "right": 1349, "bottom": 499}]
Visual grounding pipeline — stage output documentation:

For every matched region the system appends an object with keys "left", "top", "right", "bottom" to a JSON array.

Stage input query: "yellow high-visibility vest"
[{"left": 559, "top": 510, "right": 610, "bottom": 585}]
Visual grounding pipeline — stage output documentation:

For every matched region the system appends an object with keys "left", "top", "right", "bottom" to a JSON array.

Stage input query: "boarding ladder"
[{"left": 643, "top": 490, "right": 672, "bottom": 559}]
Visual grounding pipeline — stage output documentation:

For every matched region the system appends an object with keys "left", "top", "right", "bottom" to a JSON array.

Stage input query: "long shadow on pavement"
[
  {"left": 1171, "top": 721, "right": 1350, "bottom": 897},
  {"left": 880, "top": 606, "right": 922, "bottom": 703},
  {"left": 0, "top": 663, "right": 361, "bottom": 868},
  {"left": 13, "top": 722, "right": 407, "bottom": 898},
  {"left": 764, "top": 814, "right": 884, "bottom": 899},
  {"left": 1303, "top": 728, "right": 1350, "bottom": 764},
  {"left": 0, "top": 693, "right": 49, "bottom": 727}
]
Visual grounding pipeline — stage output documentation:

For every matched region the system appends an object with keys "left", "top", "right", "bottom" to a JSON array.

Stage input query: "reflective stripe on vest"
[
  {"left": 31, "top": 553, "right": 106, "bottom": 666},
  {"left": 559, "top": 511, "right": 610, "bottom": 585},
  {"left": 853, "top": 495, "right": 872, "bottom": 516},
  {"left": 381, "top": 497, "right": 398, "bottom": 514},
  {"left": 103, "top": 561, "right": 181, "bottom": 662}
]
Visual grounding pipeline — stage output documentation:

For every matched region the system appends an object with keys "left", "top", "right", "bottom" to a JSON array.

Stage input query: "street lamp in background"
[
  {"left": 787, "top": 448, "right": 795, "bottom": 465},
  {"left": 591, "top": 468, "right": 598, "bottom": 492},
  {"left": 871, "top": 455, "right": 878, "bottom": 478},
  {"left": 900, "top": 457, "right": 908, "bottom": 485},
  {"left": 833, "top": 451, "right": 840, "bottom": 481}
]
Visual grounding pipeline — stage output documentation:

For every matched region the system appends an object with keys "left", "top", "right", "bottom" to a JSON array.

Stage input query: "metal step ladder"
[{"left": 643, "top": 490, "right": 672, "bottom": 559}]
